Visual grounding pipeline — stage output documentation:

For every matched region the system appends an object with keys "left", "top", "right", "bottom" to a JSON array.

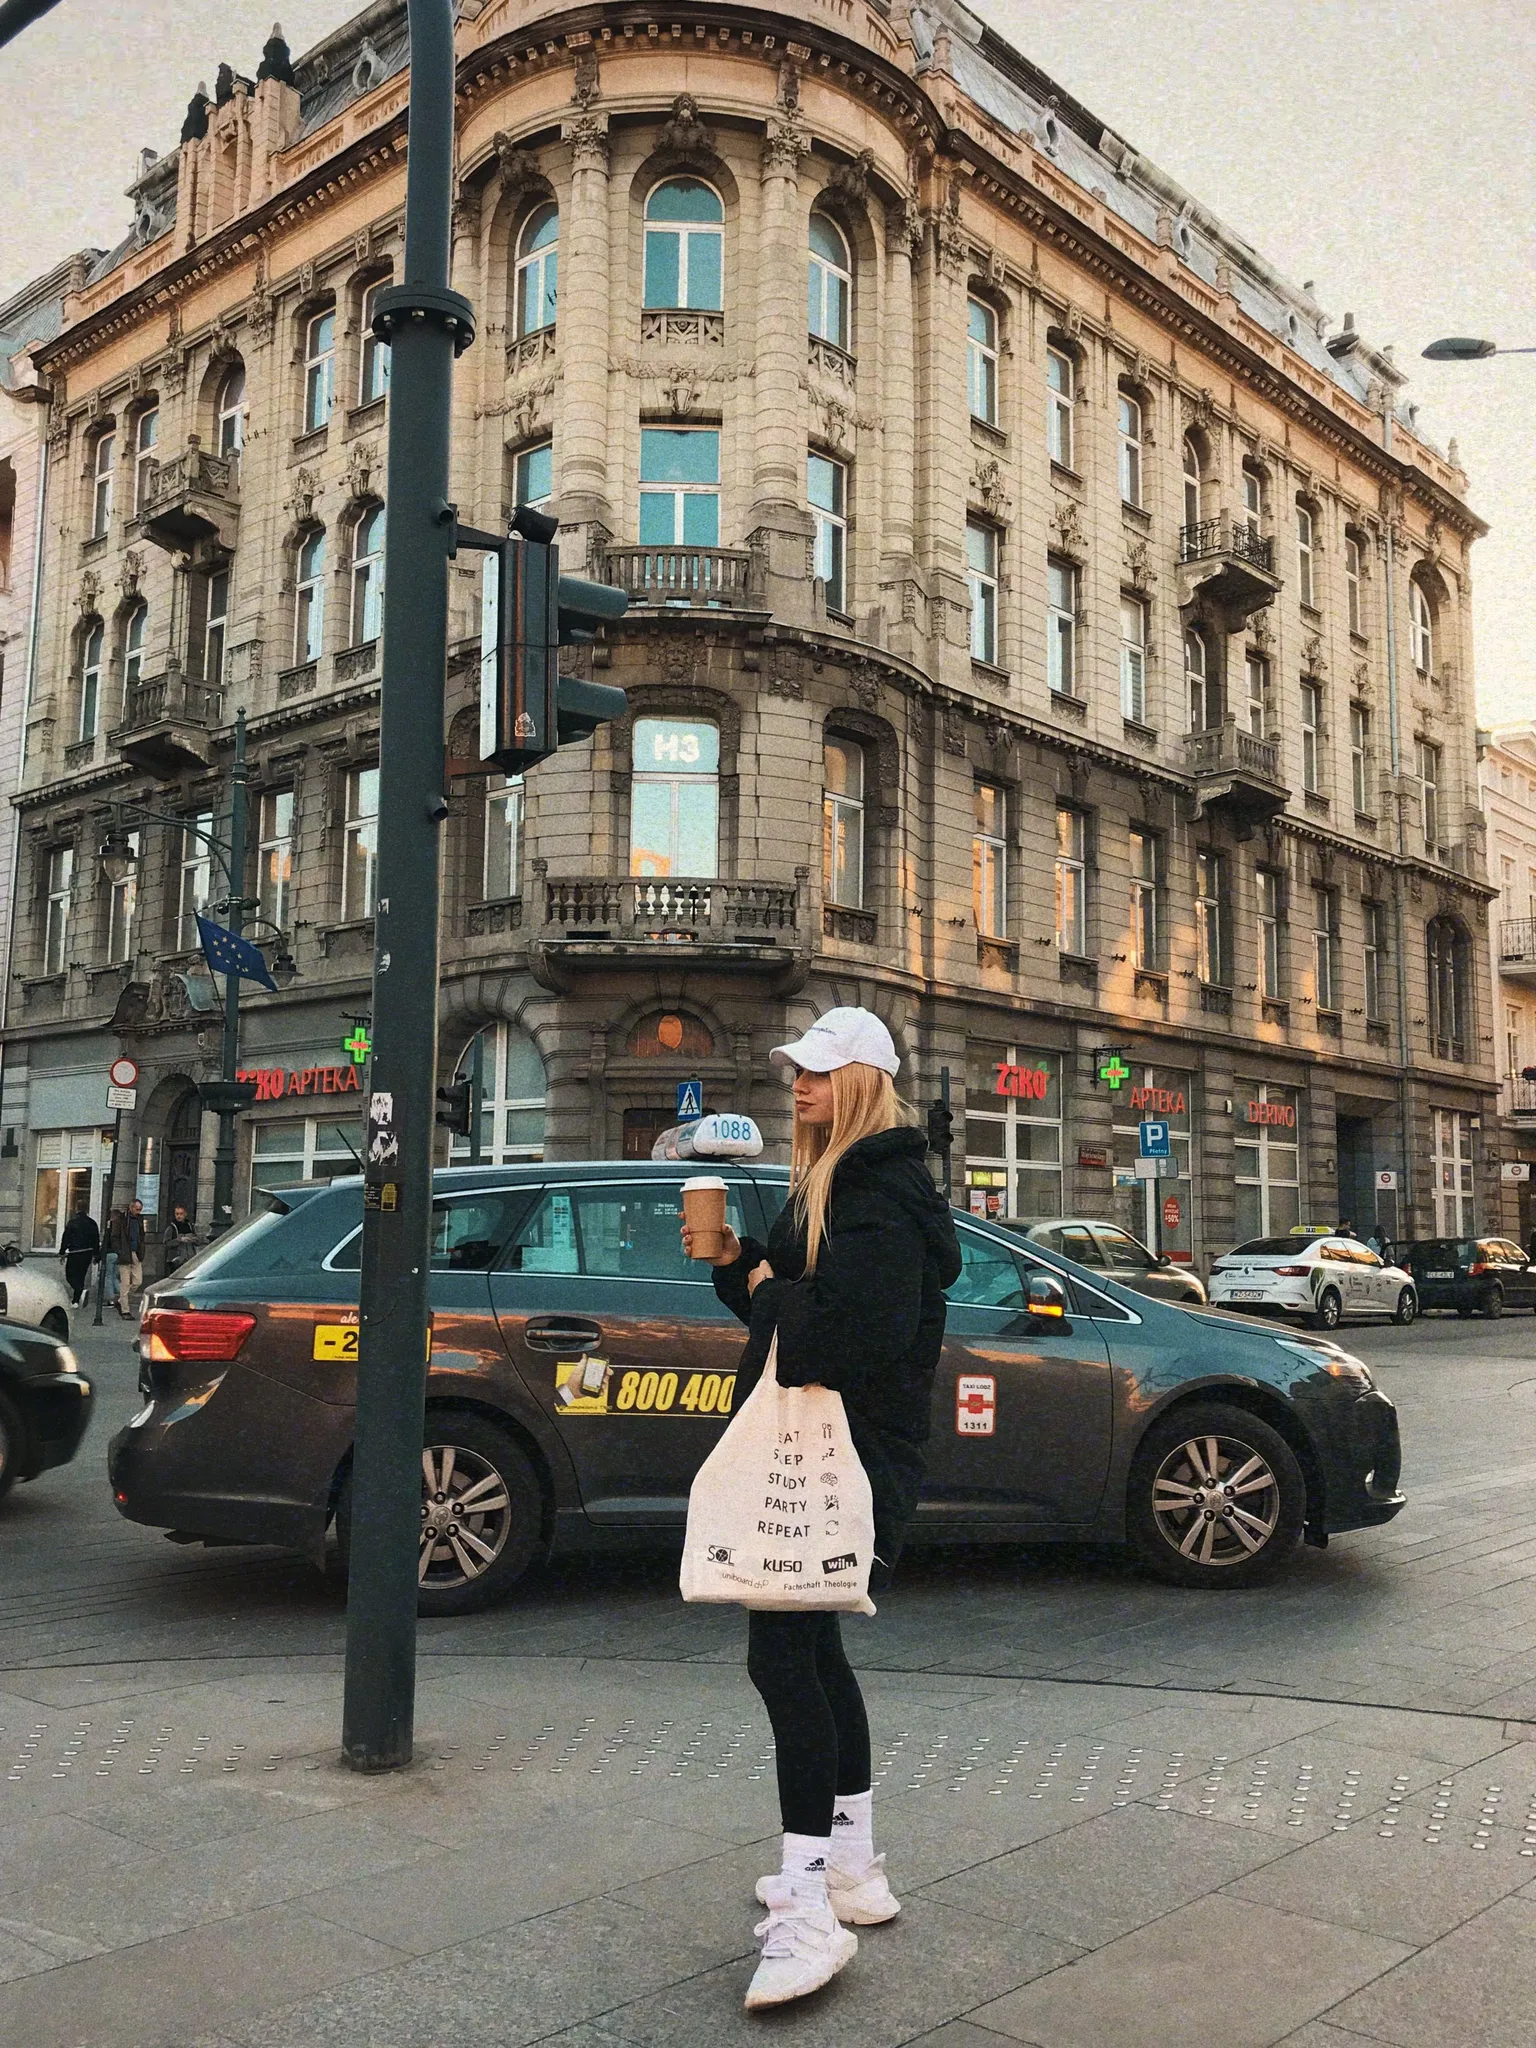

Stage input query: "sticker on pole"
[{"left": 956, "top": 1373, "right": 996, "bottom": 1437}]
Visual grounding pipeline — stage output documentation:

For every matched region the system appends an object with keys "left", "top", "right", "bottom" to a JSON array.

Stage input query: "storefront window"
[
  {"left": 963, "top": 1044, "right": 1062, "bottom": 1221},
  {"left": 448, "top": 1020, "right": 548, "bottom": 1163},
  {"left": 1431, "top": 1108, "right": 1474, "bottom": 1236},
  {"left": 249, "top": 1118, "right": 363, "bottom": 1199},
  {"left": 31, "top": 1128, "right": 108, "bottom": 1250},
  {"left": 1234, "top": 1082, "right": 1302, "bottom": 1242},
  {"left": 1111, "top": 1068, "right": 1196, "bottom": 1260}
]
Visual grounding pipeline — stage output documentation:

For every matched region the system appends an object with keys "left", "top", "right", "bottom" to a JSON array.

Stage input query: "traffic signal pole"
[{"left": 341, "top": 0, "right": 475, "bottom": 1772}]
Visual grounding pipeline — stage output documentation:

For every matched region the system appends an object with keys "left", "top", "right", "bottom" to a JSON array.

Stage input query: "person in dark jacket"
[
  {"left": 59, "top": 1199, "right": 101, "bottom": 1305},
  {"left": 682, "top": 1005, "right": 960, "bottom": 2011}
]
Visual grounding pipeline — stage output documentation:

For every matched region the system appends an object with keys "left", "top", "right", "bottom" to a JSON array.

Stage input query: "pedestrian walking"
[
  {"left": 162, "top": 1204, "right": 199, "bottom": 1276},
  {"left": 681, "top": 1006, "right": 960, "bottom": 2010},
  {"left": 58, "top": 1198, "right": 101, "bottom": 1305},
  {"left": 108, "top": 1199, "right": 148, "bottom": 1318}
]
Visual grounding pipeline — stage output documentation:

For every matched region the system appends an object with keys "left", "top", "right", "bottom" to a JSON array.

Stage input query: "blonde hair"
[{"left": 790, "top": 1061, "right": 909, "bottom": 1270}]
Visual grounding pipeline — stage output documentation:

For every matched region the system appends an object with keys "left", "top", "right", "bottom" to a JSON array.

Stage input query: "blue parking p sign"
[
  {"left": 1138, "top": 1119, "right": 1171, "bottom": 1158},
  {"left": 676, "top": 1079, "right": 703, "bottom": 1120}
]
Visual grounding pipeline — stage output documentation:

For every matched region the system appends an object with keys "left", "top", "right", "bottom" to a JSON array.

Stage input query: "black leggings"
[{"left": 745, "top": 1610, "right": 872, "bottom": 1836}]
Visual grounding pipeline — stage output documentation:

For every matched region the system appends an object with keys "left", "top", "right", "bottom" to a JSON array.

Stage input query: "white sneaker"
[
  {"left": 755, "top": 1854, "right": 901, "bottom": 1926},
  {"left": 744, "top": 1875, "right": 858, "bottom": 2010}
]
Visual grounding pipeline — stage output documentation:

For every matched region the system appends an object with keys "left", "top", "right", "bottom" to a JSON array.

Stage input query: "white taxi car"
[{"left": 1208, "top": 1234, "right": 1418, "bottom": 1330}]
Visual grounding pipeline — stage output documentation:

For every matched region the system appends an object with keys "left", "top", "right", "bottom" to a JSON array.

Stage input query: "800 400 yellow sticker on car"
[{"left": 553, "top": 1357, "right": 735, "bottom": 1417}]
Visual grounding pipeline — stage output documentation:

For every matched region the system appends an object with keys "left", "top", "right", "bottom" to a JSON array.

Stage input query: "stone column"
[
  {"left": 879, "top": 193, "right": 921, "bottom": 660},
  {"left": 750, "top": 91, "right": 814, "bottom": 619},
  {"left": 558, "top": 104, "right": 613, "bottom": 535},
  {"left": 917, "top": 177, "right": 975, "bottom": 685}
]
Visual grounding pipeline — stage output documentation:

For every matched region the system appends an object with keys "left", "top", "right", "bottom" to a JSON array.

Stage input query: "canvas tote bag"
[{"left": 680, "top": 1334, "right": 877, "bottom": 1615}]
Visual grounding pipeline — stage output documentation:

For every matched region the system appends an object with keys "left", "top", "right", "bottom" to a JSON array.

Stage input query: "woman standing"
[{"left": 684, "top": 1007, "right": 961, "bottom": 2010}]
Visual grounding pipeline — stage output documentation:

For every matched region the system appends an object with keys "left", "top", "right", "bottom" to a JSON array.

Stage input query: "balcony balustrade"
[
  {"left": 109, "top": 668, "right": 222, "bottom": 775},
  {"left": 534, "top": 875, "right": 801, "bottom": 975},
  {"left": 602, "top": 545, "right": 758, "bottom": 609},
  {"left": 1501, "top": 920, "right": 1536, "bottom": 982},
  {"left": 136, "top": 443, "right": 240, "bottom": 554},
  {"left": 1183, "top": 716, "right": 1288, "bottom": 827}
]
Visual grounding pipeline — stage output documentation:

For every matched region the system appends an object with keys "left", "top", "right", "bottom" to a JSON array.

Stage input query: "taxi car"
[
  {"left": 108, "top": 1163, "right": 1404, "bottom": 1608},
  {"left": 1208, "top": 1234, "right": 1417, "bottom": 1330}
]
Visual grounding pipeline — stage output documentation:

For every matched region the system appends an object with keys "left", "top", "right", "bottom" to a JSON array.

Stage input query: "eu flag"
[{"left": 195, "top": 914, "right": 278, "bottom": 993}]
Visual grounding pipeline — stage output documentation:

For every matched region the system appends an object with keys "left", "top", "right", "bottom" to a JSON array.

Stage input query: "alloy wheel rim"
[
  {"left": 417, "top": 1444, "right": 513, "bottom": 1589},
  {"left": 1151, "top": 1432, "right": 1280, "bottom": 1568}
]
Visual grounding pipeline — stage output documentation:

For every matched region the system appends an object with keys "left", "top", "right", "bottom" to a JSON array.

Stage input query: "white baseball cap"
[{"left": 770, "top": 1007, "right": 900, "bottom": 1077}]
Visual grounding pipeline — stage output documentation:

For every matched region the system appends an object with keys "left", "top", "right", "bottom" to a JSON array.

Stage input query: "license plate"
[
  {"left": 312, "top": 1322, "right": 359, "bottom": 1361},
  {"left": 1424, "top": 1271, "right": 1453, "bottom": 1281},
  {"left": 1230, "top": 1290, "right": 1266, "bottom": 1302}
]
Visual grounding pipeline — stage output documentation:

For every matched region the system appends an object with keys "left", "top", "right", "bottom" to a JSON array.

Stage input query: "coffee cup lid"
[{"left": 681, "top": 1174, "right": 728, "bottom": 1191}]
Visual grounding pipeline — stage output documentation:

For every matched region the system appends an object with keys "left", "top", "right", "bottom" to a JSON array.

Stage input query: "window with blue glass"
[
  {"left": 514, "top": 204, "right": 558, "bottom": 337},
  {"left": 643, "top": 179, "right": 724, "bottom": 311},
  {"left": 630, "top": 718, "right": 720, "bottom": 878},
  {"left": 808, "top": 214, "right": 851, "bottom": 349},
  {"left": 515, "top": 441, "right": 553, "bottom": 511},
  {"left": 809, "top": 452, "right": 847, "bottom": 613},
  {"left": 639, "top": 428, "right": 720, "bottom": 545}
]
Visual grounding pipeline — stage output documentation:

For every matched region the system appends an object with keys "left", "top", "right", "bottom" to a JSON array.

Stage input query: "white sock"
[
  {"left": 831, "top": 1788, "right": 874, "bottom": 1871},
  {"left": 779, "top": 1831, "right": 832, "bottom": 1902}
]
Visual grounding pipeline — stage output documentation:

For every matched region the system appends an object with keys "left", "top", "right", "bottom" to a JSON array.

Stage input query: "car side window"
[
  {"left": 948, "top": 1226, "right": 1029, "bottom": 1309},
  {"left": 1097, "top": 1227, "right": 1152, "bottom": 1270},
  {"left": 1358, "top": 1248, "right": 1383, "bottom": 1268},
  {"left": 504, "top": 1181, "right": 749, "bottom": 1281},
  {"left": 430, "top": 1191, "right": 533, "bottom": 1271},
  {"left": 1058, "top": 1224, "right": 1106, "bottom": 1266}
]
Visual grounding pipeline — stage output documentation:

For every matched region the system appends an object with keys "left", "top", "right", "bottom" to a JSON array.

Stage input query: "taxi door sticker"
[
  {"left": 555, "top": 1357, "right": 614, "bottom": 1413},
  {"left": 957, "top": 1373, "right": 996, "bottom": 1436},
  {"left": 553, "top": 1359, "right": 736, "bottom": 1418},
  {"left": 312, "top": 1314, "right": 432, "bottom": 1361}
]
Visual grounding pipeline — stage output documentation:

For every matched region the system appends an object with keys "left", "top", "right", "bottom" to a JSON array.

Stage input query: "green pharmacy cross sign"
[
  {"left": 1096, "top": 1051, "right": 1131, "bottom": 1091},
  {"left": 343, "top": 1024, "right": 373, "bottom": 1066}
]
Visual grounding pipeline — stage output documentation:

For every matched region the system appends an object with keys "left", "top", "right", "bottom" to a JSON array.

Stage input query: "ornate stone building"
[
  {"left": 1478, "top": 724, "right": 1536, "bottom": 1242},
  {"left": 2, "top": 0, "right": 1494, "bottom": 1266}
]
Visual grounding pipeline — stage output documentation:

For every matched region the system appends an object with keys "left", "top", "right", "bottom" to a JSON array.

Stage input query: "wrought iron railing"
[
  {"left": 1183, "top": 716, "right": 1281, "bottom": 784},
  {"left": 1178, "top": 516, "right": 1274, "bottom": 574},
  {"left": 602, "top": 545, "right": 756, "bottom": 606},
  {"left": 1501, "top": 919, "right": 1536, "bottom": 964},
  {"left": 543, "top": 876, "right": 798, "bottom": 940},
  {"left": 1506, "top": 1077, "right": 1536, "bottom": 1116}
]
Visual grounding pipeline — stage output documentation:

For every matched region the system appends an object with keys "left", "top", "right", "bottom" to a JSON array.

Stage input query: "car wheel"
[
  {"left": 41, "top": 1308, "right": 69, "bottom": 1342},
  {"left": 0, "top": 1391, "right": 21, "bottom": 1504},
  {"left": 335, "top": 1413, "right": 542, "bottom": 1617},
  {"left": 1484, "top": 1284, "right": 1505, "bottom": 1320},
  {"left": 1128, "top": 1402, "right": 1305, "bottom": 1588},
  {"left": 1312, "top": 1287, "right": 1342, "bottom": 1331},
  {"left": 1393, "top": 1287, "right": 1418, "bottom": 1326}
]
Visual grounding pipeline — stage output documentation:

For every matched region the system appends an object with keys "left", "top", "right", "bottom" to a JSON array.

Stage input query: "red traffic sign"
[{"left": 109, "top": 1057, "right": 139, "bottom": 1089}]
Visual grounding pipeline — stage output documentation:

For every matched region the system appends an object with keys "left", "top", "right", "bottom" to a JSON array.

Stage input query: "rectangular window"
[
  {"left": 964, "top": 1045, "right": 1063, "bottom": 1222},
  {"left": 1313, "top": 883, "right": 1338, "bottom": 1011},
  {"left": 515, "top": 440, "right": 553, "bottom": 512},
  {"left": 483, "top": 774, "right": 524, "bottom": 900},
  {"left": 294, "top": 531, "right": 326, "bottom": 664},
  {"left": 822, "top": 737, "right": 865, "bottom": 909},
  {"left": 1363, "top": 900, "right": 1385, "bottom": 1023},
  {"left": 1130, "top": 828, "right": 1160, "bottom": 971},
  {"left": 967, "top": 521, "right": 998, "bottom": 665},
  {"left": 1350, "top": 702, "right": 1372, "bottom": 814},
  {"left": 1346, "top": 533, "right": 1364, "bottom": 634},
  {"left": 250, "top": 1118, "right": 364, "bottom": 1201},
  {"left": 80, "top": 626, "right": 103, "bottom": 741},
  {"left": 1046, "top": 346, "right": 1074, "bottom": 467},
  {"left": 1119, "top": 596, "right": 1147, "bottom": 724},
  {"left": 1244, "top": 653, "right": 1267, "bottom": 739},
  {"left": 205, "top": 568, "right": 230, "bottom": 688},
  {"left": 1117, "top": 392, "right": 1143, "bottom": 507},
  {"left": 304, "top": 310, "right": 335, "bottom": 432},
  {"left": 43, "top": 846, "right": 73, "bottom": 975},
  {"left": 967, "top": 299, "right": 998, "bottom": 424},
  {"left": 359, "top": 280, "right": 391, "bottom": 404},
  {"left": 1257, "top": 869, "right": 1282, "bottom": 1001},
  {"left": 1296, "top": 502, "right": 1316, "bottom": 608},
  {"left": 1241, "top": 463, "right": 1263, "bottom": 537},
  {"left": 257, "top": 791, "right": 294, "bottom": 931},
  {"left": 343, "top": 767, "right": 379, "bottom": 920},
  {"left": 107, "top": 828, "right": 138, "bottom": 965},
  {"left": 177, "top": 811, "right": 213, "bottom": 952},
  {"left": 973, "top": 783, "right": 1007, "bottom": 938},
  {"left": 133, "top": 407, "right": 159, "bottom": 514},
  {"left": 809, "top": 453, "right": 848, "bottom": 614},
  {"left": 1300, "top": 680, "right": 1323, "bottom": 794},
  {"left": 1047, "top": 557, "right": 1078, "bottom": 696},
  {"left": 638, "top": 428, "right": 720, "bottom": 547},
  {"left": 630, "top": 718, "right": 720, "bottom": 879},
  {"left": 1418, "top": 739, "right": 1441, "bottom": 852},
  {"left": 1234, "top": 1082, "right": 1302, "bottom": 1240},
  {"left": 1508, "top": 1005, "right": 1523, "bottom": 1081},
  {"left": 1055, "top": 806, "right": 1086, "bottom": 956},
  {"left": 91, "top": 433, "right": 114, "bottom": 538},
  {"left": 643, "top": 205, "right": 722, "bottom": 312},
  {"left": 1196, "top": 850, "right": 1225, "bottom": 987}
]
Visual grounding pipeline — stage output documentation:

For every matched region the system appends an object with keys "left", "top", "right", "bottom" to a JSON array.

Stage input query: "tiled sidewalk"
[{"left": 4, "top": 1654, "right": 1536, "bottom": 2046}]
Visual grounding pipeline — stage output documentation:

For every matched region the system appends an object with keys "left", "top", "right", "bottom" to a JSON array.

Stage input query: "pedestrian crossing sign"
[{"left": 676, "top": 1079, "right": 703, "bottom": 1120}]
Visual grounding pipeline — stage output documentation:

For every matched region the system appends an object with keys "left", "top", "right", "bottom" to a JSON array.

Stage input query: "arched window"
[
  {"left": 1182, "top": 434, "right": 1204, "bottom": 529},
  {"left": 216, "top": 363, "right": 246, "bottom": 456},
  {"left": 1185, "top": 626, "right": 1217, "bottom": 733},
  {"left": 133, "top": 406, "right": 159, "bottom": 513},
  {"left": 1410, "top": 579, "right": 1435, "bottom": 673},
  {"left": 350, "top": 505, "right": 385, "bottom": 645},
  {"left": 294, "top": 529, "right": 326, "bottom": 663},
  {"left": 123, "top": 602, "right": 147, "bottom": 691},
  {"left": 80, "top": 620, "right": 104, "bottom": 739},
  {"left": 1046, "top": 344, "right": 1075, "bottom": 467},
  {"left": 1117, "top": 388, "right": 1144, "bottom": 508},
  {"left": 630, "top": 715, "right": 720, "bottom": 878},
  {"left": 513, "top": 204, "right": 558, "bottom": 339},
  {"left": 643, "top": 178, "right": 724, "bottom": 312},
  {"left": 823, "top": 734, "right": 866, "bottom": 908},
  {"left": 359, "top": 281, "right": 391, "bottom": 403},
  {"left": 967, "top": 298, "right": 998, "bottom": 424},
  {"left": 90, "top": 430, "right": 115, "bottom": 537},
  {"left": 1241, "top": 458, "right": 1265, "bottom": 537},
  {"left": 448, "top": 1021, "right": 547, "bottom": 1163},
  {"left": 1426, "top": 916, "right": 1468, "bottom": 1060},
  {"left": 808, "top": 212, "right": 851, "bottom": 349},
  {"left": 303, "top": 309, "right": 335, "bottom": 431}
]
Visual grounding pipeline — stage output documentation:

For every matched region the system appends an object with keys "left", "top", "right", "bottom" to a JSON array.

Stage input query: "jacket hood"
[{"left": 835, "top": 1125, "right": 958, "bottom": 1260}]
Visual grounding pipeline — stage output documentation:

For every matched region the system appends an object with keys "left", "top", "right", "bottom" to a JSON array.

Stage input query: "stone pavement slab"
[{"left": 1323, "top": 1892, "right": 1536, "bottom": 2046}]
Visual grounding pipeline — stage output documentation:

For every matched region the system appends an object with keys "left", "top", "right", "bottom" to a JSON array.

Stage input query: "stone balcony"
[
  {"left": 109, "top": 668, "right": 222, "bottom": 776},
  {"left": 1183, "top": 716, "right": 1289, "bottom": 829},
  {"left": 136, "top": 443, "right": 239, "bottom": 555},
  {"left": 1176, "top": 514, "right": 1280, "bottom": 628},
  {"left": 1500, "top": 920, "right": 1536, "bottom": 984},
  {"left": 601, "top": 544, "right": 760, "bottom": 610},
  {"left": 531, "top": 872, "right": 803, "bottom": 985}
]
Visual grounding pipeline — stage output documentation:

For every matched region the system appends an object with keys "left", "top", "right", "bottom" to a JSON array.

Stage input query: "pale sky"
[{"left": 5, "top": 0, "right": 1531, "bottom": 723}]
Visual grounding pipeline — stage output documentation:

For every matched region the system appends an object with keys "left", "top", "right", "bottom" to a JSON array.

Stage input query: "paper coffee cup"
[{"left": 682, "top": 1175, "right": 728, "bottom": 1259}]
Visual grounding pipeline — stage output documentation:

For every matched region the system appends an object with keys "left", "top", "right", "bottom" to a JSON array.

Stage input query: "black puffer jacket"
[{"left": 714, "top": 1125, "right": 962, "bottom": 1583}]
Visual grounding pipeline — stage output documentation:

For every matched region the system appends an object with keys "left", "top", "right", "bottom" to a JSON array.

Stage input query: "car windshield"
[{"left": 1229, "top": 1236, "right": 1318, "bottom": 1257}]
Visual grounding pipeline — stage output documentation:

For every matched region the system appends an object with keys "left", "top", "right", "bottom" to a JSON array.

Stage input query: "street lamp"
[{"left": 1422, "top": 336, "right": 1536, "bottom": 361}]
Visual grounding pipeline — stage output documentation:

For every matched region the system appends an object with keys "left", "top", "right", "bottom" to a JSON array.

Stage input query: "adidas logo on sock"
[
  {"left": 803, "top": 1857, "right": 825, "bottom": 1872},
  {"left": 832, "top": 1812, "right": 853, "bottom": 1825}
]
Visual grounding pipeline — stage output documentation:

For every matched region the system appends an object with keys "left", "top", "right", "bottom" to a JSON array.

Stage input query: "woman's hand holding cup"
[{"left": 680, "top": 1212, "right": 743, "bottom": 1267}]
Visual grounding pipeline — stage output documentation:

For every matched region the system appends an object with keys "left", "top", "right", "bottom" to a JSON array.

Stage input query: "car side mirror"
[
  {"left": 1027, "top": 1272, "right": 1070, "bottom": 1324},
  {"left": 1156, "top": 1252, "right": 1172, "bottom": 1267}
]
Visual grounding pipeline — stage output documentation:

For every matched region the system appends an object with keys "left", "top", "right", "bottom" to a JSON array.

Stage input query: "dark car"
[
  {"left": 1401, "top": 1237, "right": 1536, "bottom": 1318},
  {"left": 108, "top": 1162, "right": 1404, "bottom": 1608},
  {"left": 0, "top": 1320, "right": 93, "bottom": 1503},
  {"left": 1008, "top": 1218, "right": 1207, "bottom": 1305}
]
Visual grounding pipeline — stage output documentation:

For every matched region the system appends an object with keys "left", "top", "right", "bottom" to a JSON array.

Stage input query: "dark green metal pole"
[
  {"left": 210, "top": 710, "right": 249, "bottom": 1235},
  {"left": 469, "top": 1029, "right": 484, "bottom": 1166},
  {"left": 342, "top": 0, "right": 475, "bottom": 1772}
]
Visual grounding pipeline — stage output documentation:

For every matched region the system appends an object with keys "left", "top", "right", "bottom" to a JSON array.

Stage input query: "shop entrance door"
[
  {"left": 166, "top": 1091, "right": 202, "bottom": 1222},
  {"left": 1335, "top": 1115, "right": 1376, "bottom": 1235},
  {"left": 1431, "top": 1109, "right": 1475, "bottom": 1236}
]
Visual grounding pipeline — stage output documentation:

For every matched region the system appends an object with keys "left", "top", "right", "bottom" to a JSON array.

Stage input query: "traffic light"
[
  {"left": 475, "top": 506, "right": 628, "bottom": 773},
  {"left": 435, "top": 1077, "right": 472, "bottom": 1136},
  {"left": 926, "top": 1099, "right": 954, "bottom": 1156}
]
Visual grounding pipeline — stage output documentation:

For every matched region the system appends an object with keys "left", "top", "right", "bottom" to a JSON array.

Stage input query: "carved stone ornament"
[
  {"left": 77, "top": 570, "right": 102, "bottom": 616},
  {"left": 847, "top": 659, "right": 881, "bottom": 710},
  {"left": 451, "top": 194, "right": 480, "bottom": 243},
  {"left": 247, "top": 251, "right": 275, "bottom": 344},
  {"left": 1050, "top": 495, "right": 1085, "bottom": 557},
  {"left": 1184, "top": 386, "right": 1217, "bottom": 432},
  {"left": 345, "top": 439, "right": 380, "bottom": 502},
  {"left": 654, "top": 635, "right": 695, "bottom": 686},
  {"left": 827, "top": 149, "right": 875, "bottom": 207},
  {"left": 659, "top": 94, "right": 715, "bottom": 162},
  {"left": 1124, "top": 535, "right": 1154, "bottom": 591},
  {"left": 987, "top": 249, "right": 1006, "bottom": 288},
  {"left": 1302, "top": 633, "right": 1326, "bottom": 677},
  {"left": 775, "top": 58, "right": 800, "bottom": 113},
  {"left": 942, "top": 705, "right": 968, "bottom": 756},
  {"left": 817, "top": 396, "right": 854, "bottom": 453},
  {"left": 297, "top": 259, "right": 317, "bottom": 302},
  {"left": 935, "top": 182, "right": 967, "bottom": 282},
  {"left": 661, "top": 371, "right": 704, "bottom": 417},
  {"left": 571, "top": 45, "right": 600, "bottom": 109},
  {"left": 1352, "top": 660, "right": 1371, "bottom": 693},
  {"left": 286, "top": 467, "right": 320, "bottom": 525},
  {"left": 763, "top": 651, "right": 803, "bottom": 699},
  {"left": 762, "top": 111, "right": 810, "bottom": 179},
  {"left": 1250, "top": 611, "right": 1273, "bottom": 650},
  {"left": 563, "top": 111, "right": 610, "bottom": 174},
  {"left": 161, "top": 344, "right": 190, "bottom": 398},
  {"left": 46, "top": 408, "right": 70, "bottom": 453},
  {"left": 885, "top": 193, "right": 924, "bottom": 259},
  {"left": 119, "top": 549, "right": 146, "bottom": 600},
  {"left": 493, "top": 138, "right": 545, "bottom": 196},
  {"left": 973, "top": 458, "right": 1010, "bottom": 520},
  {"left": 353, "top": 224, "right": 375, "bottom": 267}
]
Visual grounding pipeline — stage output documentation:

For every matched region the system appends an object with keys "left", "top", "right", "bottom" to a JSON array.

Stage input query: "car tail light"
[
  {"left": 1273, "top": 1265, "right": 1310, "bottom": 1277},
  {"left": 144, "top": 1308, "right": 256, "bottom": 1363},
  {"left": 1468, "top": 1261, "right": 1488, "bottom": 1277}
]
